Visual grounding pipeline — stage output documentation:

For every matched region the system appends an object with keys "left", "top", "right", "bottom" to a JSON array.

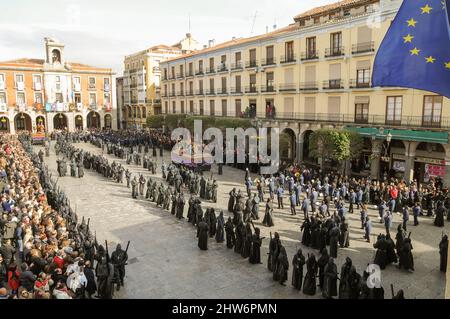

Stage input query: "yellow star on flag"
[
  {"left": 445, "top": 62, "right": 450, "bottom": 69},
  {"left": 410, "top": 47, "right": 420, "bottom": 56},
  {"left": 425, "top": 56, "right": 436, "bottom": 63},
  {"left": 403, "top": 34, "right": 414, "bottom": 43},
  {"left": 407, "top": 18, "right": 418, "bottom": 27},
  {"left": 421, "top": 4, "right": 433, "bottom": 14}
]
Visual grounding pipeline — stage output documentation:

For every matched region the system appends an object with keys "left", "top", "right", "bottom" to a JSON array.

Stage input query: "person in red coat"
[
  {"left": 53, "top": 252, "right": 64, "bottom": 269},
  {"left": 7, "top": 264, "right": 20, "bottom": 295}
]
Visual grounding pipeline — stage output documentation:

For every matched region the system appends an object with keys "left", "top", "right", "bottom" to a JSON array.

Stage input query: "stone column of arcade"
[{"left": 370, "top": 139, "right": 383, "bottom": 180}]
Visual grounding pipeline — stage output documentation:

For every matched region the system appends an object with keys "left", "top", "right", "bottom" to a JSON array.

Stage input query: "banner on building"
[
  {"left": 392, "top": 161, "right": 406, "bottom": 172},
  {"left": 425, "top": 164, "right": 446, "bottom": 182}
]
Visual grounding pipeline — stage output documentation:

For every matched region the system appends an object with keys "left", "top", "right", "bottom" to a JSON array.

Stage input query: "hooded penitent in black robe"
[
  {"left": 322, "top": 259, "right": 338, "bottom": 299},
  {"left": 262, "top": 201, "right": 274, "bottom": 227},
  {"left": 439, "top": 236, "right": 448, "bottom": 272},
  {"left": 317, "top": 248, "right": 329, "bottom": 289},
  {"left": 373, "top": 235, "right": 388, "bottom": 270},
  {"left": 241, "top": 224, "right": 252, "bottom": 258},
  {"left": 338, "top": 258, "right": 354, "bottom": 299},
  {"left": 209, "top": 209, "right": 217, "bottom": 238},
  {"left": 225, "top": 218, "right": 235, "bottom": 249},
  {"left": 197, "top": 221, "right": 209, "bottom": 251},
  {"left": 434, "top": 203, "right": 445, "bottom": 227},
  {"left": 398, "top": 238, "right": 414, "bottom": 271},
  {"left": 329, "top": 226, "right": 340, "bottom": 258},
  {"left": 395, "top": 226, "right": 406, "bottom": 255},
  {"left": 234, "top": 222, "right": 243, "bottom": 254},
  {"left": 276, "top": 246, "right": 289, "bottom": 285},
  {"left": 215, "top": 213, "right": 225, "bottom": 243},
  {"left": 303, "top": 255, "right": 318, "bottom": 296},
  {"left": 291, "top": 249, "right": 306, "bottom": 290},
  {"left": 228, "top": 190, "right": 237, "bottom": 212},
  {"left": 267, "top": 236, "right": 278, "bottom": 272},
  {"left": 176, "top": 195, "right": 185, "bottom": 219},
  {"left": 385, "top": 234, "right": 398, "bottom": 264},
  {"left": 249, "top": 231, "right": 262, "bottom": 264},
  {"left": 301, "top": 219, "right": 311, "bottom": 246}
]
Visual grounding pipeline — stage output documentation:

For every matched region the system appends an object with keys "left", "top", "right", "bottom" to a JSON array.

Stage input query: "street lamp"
[{"left": 383, "top": 130, "right": 393, "bottom": 158}]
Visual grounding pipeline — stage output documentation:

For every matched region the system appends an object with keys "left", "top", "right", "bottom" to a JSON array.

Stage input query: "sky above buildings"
[{"left": 0, "top": 0, "right": 337, "bottom": 75}]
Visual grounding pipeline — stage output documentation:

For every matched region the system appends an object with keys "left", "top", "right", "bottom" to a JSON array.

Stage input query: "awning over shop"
[{"left": 345, "top": 127, "right": 449, "bottom": 144}]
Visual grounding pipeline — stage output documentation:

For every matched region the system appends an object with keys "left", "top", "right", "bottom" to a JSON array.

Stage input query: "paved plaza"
[{"left": 36, "top": 142, "right": 448, "bottom": 299}]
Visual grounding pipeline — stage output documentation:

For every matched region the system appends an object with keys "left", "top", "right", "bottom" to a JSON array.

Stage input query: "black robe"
[
  {"left": 267, "top": 237, "right": 278, "bottom": 272},
  {"left": 215, "top": 215, "right": 225, "bottom": 243},
  {"left": 241, "top": 226, "right": 252, "bottom": 258},
  {"left": 209, "top": 210, "right": 217, "bottom": 238},
  {"left": 439, "top": 237, "right": 448, "bottom": 272},
  {"left": 197, "top": 221, "right": 209, "bottom": 250},
  {"left": 329, "top": 227, "right": 340, "bottom": 258},
  {"left": 228, "top": 191, "right": 236, "bottom": 212},
  {"left": 434, "top": 205, "right": 445, "bottom": 227},
  {"left": 373, "top": 237, "right": 388, "bottom": 270},
  {"left": 317, "top": 253, "right": 329, "bottom": 289},
  {"left": 301, "top": 220, "right": 311, "bottom": 246},
  {"left": 291, "top": 252, "right": 306, "bottom": 290},
  {"left": 322, "top": 262, "right": 338, "bottom": 299},
  {"left": 303, "top": 256, "right": 318, "bottom": 296},
  {"left": 225, "top": 220, "right": 235, "bottom": 249},
  {"left": 398, "top": 240, "right": 414, "bottom": 271},
  {"left": 249, "top": 233, "right": 262, "bottom": 264},
  {"left": 262, "top": 202, "right": 274, "bottom": 227},
  {"left": 234, "top": 224, "right": 243, "bottom": 254},
  {"left": 386, "top": 237, "right": 398, "bottom": 264},
  {"left": 276, "top": 249, "right": 289, "bottom": 284},
  {"left": 176, "top": 196, "right": 185, "bottom": 219}
]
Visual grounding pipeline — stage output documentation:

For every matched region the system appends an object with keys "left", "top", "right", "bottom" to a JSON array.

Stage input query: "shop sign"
[
  {"left": 392, "top": 154, "right": 405, "bottom": 160},
  {"left": 415, "top": 157, "right": 445, "bottom": 165}
]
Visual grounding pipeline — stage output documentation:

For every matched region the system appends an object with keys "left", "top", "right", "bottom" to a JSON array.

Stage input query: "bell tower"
[{"left": 44, "top": 37, "right": 65, "bottom": 66}]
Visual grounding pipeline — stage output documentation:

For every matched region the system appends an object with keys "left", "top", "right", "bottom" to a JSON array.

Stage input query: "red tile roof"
[
  {"left": 0, "top": 58, "right": 112, "bottom": 73},
  {"left": 294, "top": 0, "right": 368, "bottom": 19},
  {"left": 164, "top": 24, "right": 299, "bottom": 63}
]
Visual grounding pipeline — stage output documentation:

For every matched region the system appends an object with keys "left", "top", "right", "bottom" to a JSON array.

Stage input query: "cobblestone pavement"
[{"left": 37, "top": 142, "right": 448, "bottom": 299}]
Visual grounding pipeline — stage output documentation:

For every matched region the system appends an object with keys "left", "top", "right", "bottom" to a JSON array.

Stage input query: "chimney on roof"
[
  {"left": 186, "top": 33, "right": 191, "bottom": 38},
  {"left": 203, "top": 45, "right": 207, "bottom": 49},
  {"left": 266, "top": 26, "right": 269, "bottom": 33},
  {"left": 232, "top": 36, "right": 236, "bottom": 41},
  {"left": 208, "top": 39, "right": 215, "bottom": 48}
]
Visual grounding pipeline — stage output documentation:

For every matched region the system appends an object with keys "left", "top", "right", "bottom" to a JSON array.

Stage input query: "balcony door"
[
  {"left": 330, "top": 32, "right": 342, "bottom": 55},
  {"left": 422, "top": 96, "right": 442, "bottom": 127}
]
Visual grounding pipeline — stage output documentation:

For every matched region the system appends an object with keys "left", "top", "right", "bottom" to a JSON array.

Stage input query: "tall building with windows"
[
  {"left": 0, "top": 37, "right": 115, "bottom": 133},
  {"left": 160, "top": 0, "right": 450, "bottom": 186},
  {"left": 121, "top": 34, "right": 203, "bottom": 129}
]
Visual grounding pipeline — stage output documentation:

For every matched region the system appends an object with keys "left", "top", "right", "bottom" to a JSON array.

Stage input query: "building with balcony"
[
  {"left": 160, "top": 0, "right": 450, "bottom": 185},
  {"left": 121, "top": 33, "right": 202, "bottom": 129},
  {"left": 0, "top": 37, "right": 115, "bottom": 133}
]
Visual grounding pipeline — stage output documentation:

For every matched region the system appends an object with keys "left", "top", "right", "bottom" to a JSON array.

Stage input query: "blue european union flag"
[{"left": 372, "top": 0, "right": 450, "bottom": 98}]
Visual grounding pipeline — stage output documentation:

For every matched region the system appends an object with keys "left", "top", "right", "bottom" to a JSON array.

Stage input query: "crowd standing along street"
[{"left": 0, "top": 0, "right": 450, "bottom": 301}]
